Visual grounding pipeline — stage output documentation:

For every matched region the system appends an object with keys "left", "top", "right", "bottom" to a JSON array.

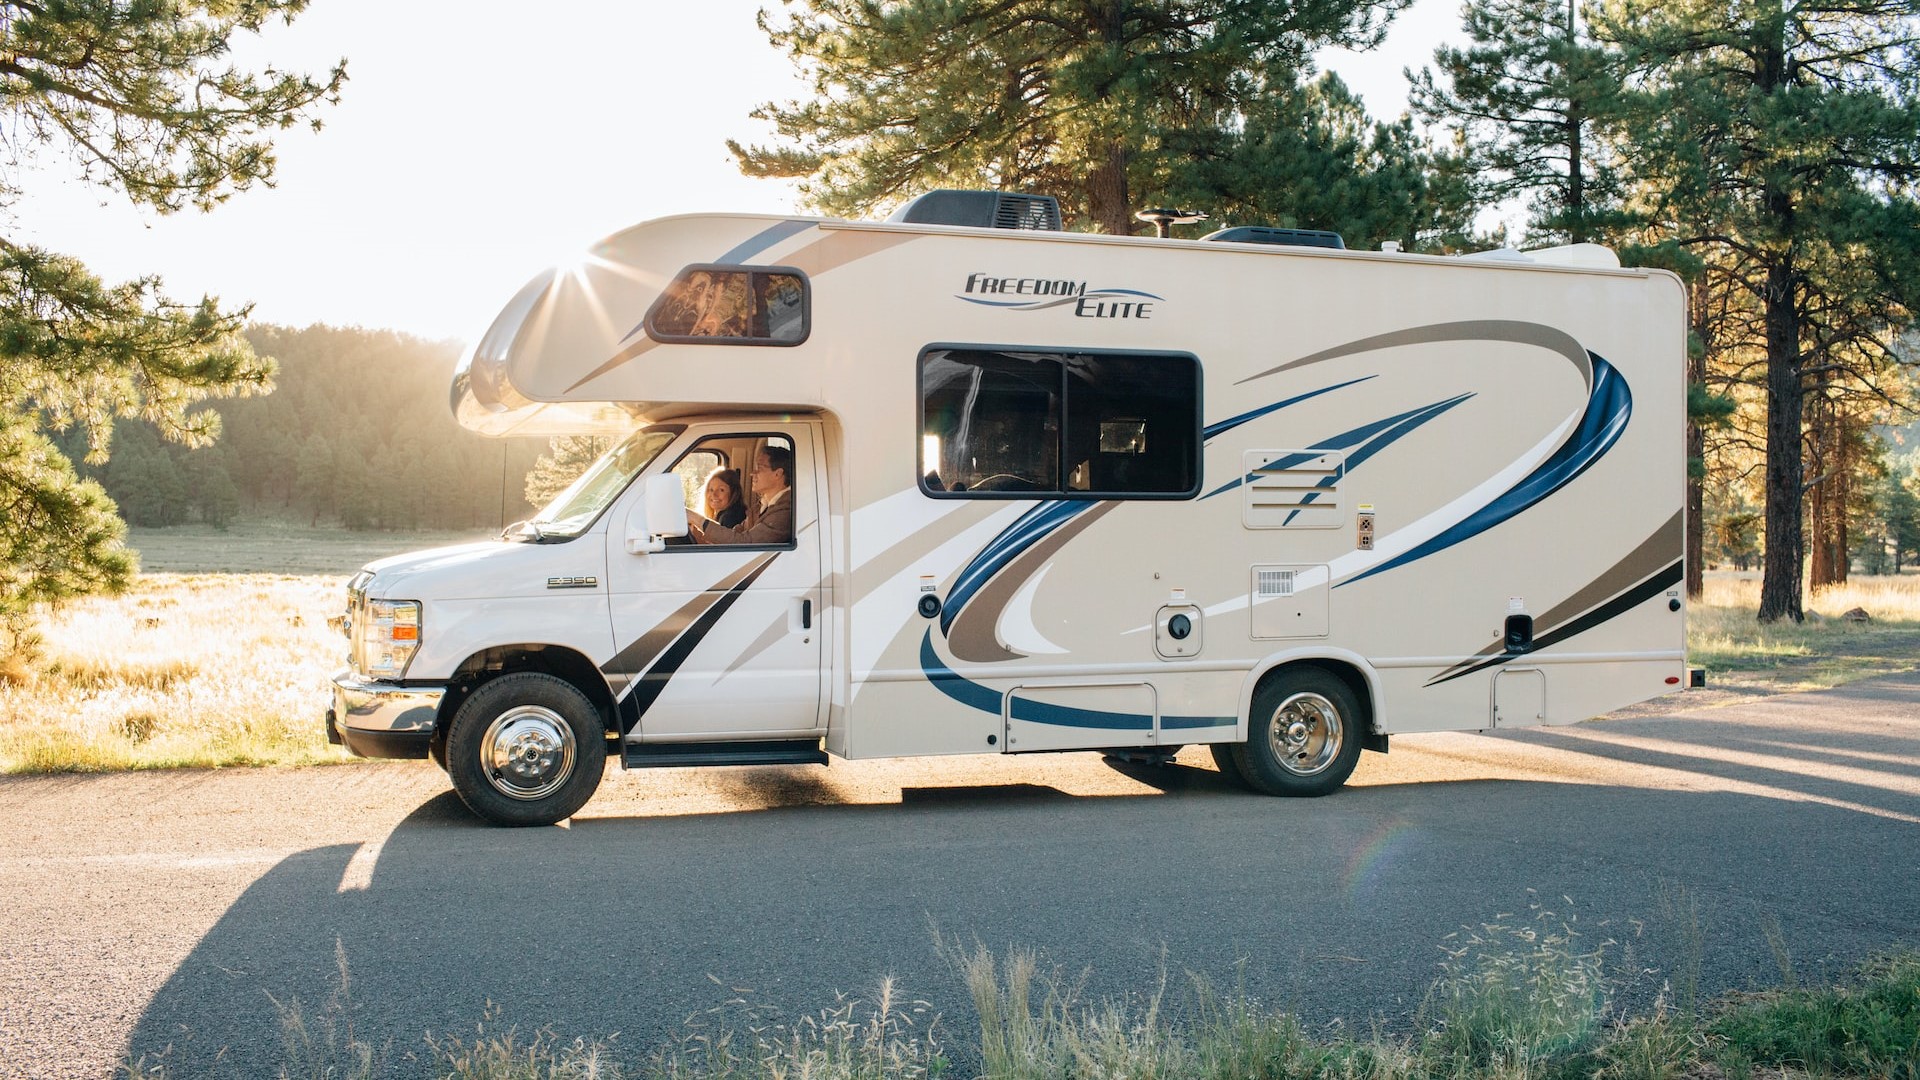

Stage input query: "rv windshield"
[{"left": 515, "top": 427, "right": 683, "bottom": 540}]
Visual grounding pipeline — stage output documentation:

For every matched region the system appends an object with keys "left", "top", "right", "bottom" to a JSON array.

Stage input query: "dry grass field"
[
  {"left": 1691, "top": 572, "right": 1920, "bottom": 692},
  {"left": 3, "top": 521, "right": 1917, "bottom": 775},
  {"left": 0, "top": 524, "right": 494, "bottom": 774}
]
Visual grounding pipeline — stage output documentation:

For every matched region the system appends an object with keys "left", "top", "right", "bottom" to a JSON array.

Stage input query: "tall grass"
[
  {"left": 0, "top": 573, "right": 354, "bottom": 773},
  {"left": 1689, "top": 572, "right": 1920, "bottom": 692},
  {"left": 9, "top": 569, "right": 1919, "bottom": 775},
  {"left": 121, "top": 927, "right": 1919, "bottom": 1080}
]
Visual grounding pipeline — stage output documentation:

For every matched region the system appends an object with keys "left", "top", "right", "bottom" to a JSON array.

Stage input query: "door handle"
[{"left": 800, "top": 598, "right": 812, "bottom": 630}]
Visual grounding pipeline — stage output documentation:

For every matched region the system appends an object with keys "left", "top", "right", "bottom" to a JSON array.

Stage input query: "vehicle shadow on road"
[{"left": 121, "top": 764, "right": 1920, "bottom": 1079}]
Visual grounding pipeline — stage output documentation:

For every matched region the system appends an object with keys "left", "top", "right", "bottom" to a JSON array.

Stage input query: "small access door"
[
  {"left": 1492, "top": 668, "right": 1546, "bottom": 728},
  {"left": 605, "top": 423, "right": 826, "bottom": 741}
]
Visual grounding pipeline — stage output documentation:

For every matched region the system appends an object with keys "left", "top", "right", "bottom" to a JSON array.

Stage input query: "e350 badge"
[{"left": 956, "top": 273, "right": 1161, "bottom": 319}]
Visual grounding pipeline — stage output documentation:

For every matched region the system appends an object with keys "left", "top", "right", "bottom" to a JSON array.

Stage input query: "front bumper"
[{"left": 328, "top": 671, "right": 444, "bottom": 759}]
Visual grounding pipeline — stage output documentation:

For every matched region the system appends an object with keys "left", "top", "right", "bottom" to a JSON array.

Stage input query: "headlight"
[{"left": 352, "top": 598, "right": 422, "bottom": 679}]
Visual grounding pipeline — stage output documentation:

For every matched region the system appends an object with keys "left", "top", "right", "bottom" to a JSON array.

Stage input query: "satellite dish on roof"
[{"left": 1135, "top": 207, "right": 1208, "bottom": 238}]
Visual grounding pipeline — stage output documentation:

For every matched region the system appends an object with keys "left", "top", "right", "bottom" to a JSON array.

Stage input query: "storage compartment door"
[{"left": 1005, "top": 682, "right": 1157, "bottom": 754}]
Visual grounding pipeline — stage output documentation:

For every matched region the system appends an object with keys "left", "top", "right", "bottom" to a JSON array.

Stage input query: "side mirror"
[{"left": 624, "top": 474, "right": 690, "bottom": 554}]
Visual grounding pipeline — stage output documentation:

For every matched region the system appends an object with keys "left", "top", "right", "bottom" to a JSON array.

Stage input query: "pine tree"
[
  {"left": 525, "top": 437, "right": 614, "bottom": 510},
  {"left": 186, "top": 445, "right": 240, "bottom": 530},
  {"left": 0, "top": 1, "right": 344, "bottom": 629},
  {"left": 1600, "top": 0, "right": 1920, "bottom": 622},
  {"left": 293, "top": 432, "right": 336, "bottom": 526},
  {"left": 334, "top": 445, "right": 374, "bottom": 531},
  {"left": 1173, "top": 73, "right": 1478, "bottom": 250},
  {"left": 1411, "top": 0, "right": 1623, "bottom": 244},
  {"left": 732, "top": 0, "right": 1413, "bottom": 234}
]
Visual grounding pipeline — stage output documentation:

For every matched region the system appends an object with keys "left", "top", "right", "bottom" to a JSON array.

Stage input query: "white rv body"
[{"left": 328, "top": 206, "right": 1687, "bottom": 824}]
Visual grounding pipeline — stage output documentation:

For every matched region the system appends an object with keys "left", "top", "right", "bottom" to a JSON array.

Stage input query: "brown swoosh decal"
[
  {"left": 947, "top": 503, "right": 1118, "bottom": 662},
  {"left": 1238, "top": 321, "right": 1592, "bottom": 392},
  {"left": 1428, "top": 510, "right": 1682, "bottom": 683}
]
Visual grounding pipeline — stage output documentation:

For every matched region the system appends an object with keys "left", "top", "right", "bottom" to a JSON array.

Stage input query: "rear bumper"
[{"left": 328, "top": 671, "right": 444, "bottom": 759}]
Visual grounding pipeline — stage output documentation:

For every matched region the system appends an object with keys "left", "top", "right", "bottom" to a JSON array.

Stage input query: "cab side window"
[{"left": 666, "top": 434, "right": 797, "bottom": 549}]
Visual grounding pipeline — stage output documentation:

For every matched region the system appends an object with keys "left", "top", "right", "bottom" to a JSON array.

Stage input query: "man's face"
[{"left": 751, "top": 452, "right": 782, "bottom": 498}]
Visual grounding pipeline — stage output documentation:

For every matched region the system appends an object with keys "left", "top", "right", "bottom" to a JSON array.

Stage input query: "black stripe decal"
[
  {"left": 618, "top": 556, "right": 780, "bottom": 733},
  {"left": 1425, "top": 560, "right": 1683, "bottom": 687},
  {"left": 603, "top": 556, "right": 773, "bottom": 677},
  {"left": 1431, "top": 512, "right": 1684, "bottom": 683}
]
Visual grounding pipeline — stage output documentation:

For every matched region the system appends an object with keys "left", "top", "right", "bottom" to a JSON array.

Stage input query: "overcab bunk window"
[
  {"left": 645, "top": 265, "right": 809, "bottom": 345},
  {"left": 919, "top": 346, "right": 1200, "bottom": 499}
]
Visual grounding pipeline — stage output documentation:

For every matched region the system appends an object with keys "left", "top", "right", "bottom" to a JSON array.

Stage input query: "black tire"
[
  {"left": 445, "top": 672, "right": 607, "bottom": 826},
  {"left": 1209, "top": 743, "right": 1252, "bottom": 788},
  {"left": 428, "top": 724, "right": 449, "bottom": 772},
  {"left": 1230, "top": 668, "right": 1364, "bottom": 797}
]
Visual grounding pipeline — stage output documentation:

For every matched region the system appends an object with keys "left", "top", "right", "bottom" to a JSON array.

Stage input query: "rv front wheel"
[
  {"left": 445, "top": 672, "right": 607, "bottom": 826},
  {"left": 1232, "top": 669, "right": 1362, "bottom": 797}
]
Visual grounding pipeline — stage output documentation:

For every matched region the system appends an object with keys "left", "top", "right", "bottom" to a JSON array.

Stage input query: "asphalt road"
[{"left": 3, "top": 674, "right": 1917, "bottom": 1079}]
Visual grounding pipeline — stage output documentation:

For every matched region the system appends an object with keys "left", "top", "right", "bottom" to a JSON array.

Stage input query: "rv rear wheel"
[
  {"left": 445, "top": 672, "right": 607, "bottom": 826},
  {"left": 1231, "top": 669, "right": 1363, "bottom": 797},
  {"left": 1210, "top": 743, "right": 1252, "bottom": 788}
]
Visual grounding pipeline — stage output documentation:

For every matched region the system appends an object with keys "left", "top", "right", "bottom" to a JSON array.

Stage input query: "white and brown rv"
[{"left": 325, "top": 191, "right": 1687, "bottom": 826}]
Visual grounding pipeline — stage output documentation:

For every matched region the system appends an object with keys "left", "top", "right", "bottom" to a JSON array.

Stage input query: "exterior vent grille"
[
  {"left": 993, "top": 194, "right": 1063, "bottom": 231},
  {"left": 1242, "top": 449, "right": 1346, "bottom": 529},
  {"left": 1256, "top": 569, "right": 1296, "bottom": 597},
  {"left": 888, "top": 190, "right": 1063, "bottom": 231}
]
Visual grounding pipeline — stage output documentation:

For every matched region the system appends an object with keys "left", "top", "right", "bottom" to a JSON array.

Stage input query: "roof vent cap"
[
  {"left": 1201, "top": 225, "right": 1345, "bottom": 250},
  {"left": 888, "top": 190, "right": 1062, "bottom": 231}
]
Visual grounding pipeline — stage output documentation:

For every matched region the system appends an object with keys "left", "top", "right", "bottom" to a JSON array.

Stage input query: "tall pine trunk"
[
  {"left": 1807, "top": 395, "right": 1850, "bottom": 589},
  {"left": 1087, "top": 142, "right": 1134, "bottom": 236},
  {"left": 1758, "top": 254, "right": 1804, "bottom": 622},
  {"left": 1754, "top": 7, "right": 1804, "bottom": 623},
  {"left": 1563, "top": 0, "right": 1586, "bottom": 243}
]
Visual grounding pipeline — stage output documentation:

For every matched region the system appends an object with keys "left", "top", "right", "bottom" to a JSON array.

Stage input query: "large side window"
[
  {"left": 645, "top": 264, "right": 809, "bottom": 345},
  {"left": 920, "top": 347, "right": 1200, "bottom": 499}
]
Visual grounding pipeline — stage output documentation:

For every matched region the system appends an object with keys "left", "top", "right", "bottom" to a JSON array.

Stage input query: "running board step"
[{"left": 622, "top": 739, "right": 828, "bottom": 769}]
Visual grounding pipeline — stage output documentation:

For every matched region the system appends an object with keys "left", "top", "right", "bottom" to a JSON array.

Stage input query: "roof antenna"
[{"left": 1135, "top": 207, "right": 1208, "bottom": 238}]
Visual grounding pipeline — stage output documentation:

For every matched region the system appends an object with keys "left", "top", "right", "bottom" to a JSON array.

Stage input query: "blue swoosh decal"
[
  {"left": 920, "top": 632, "right": 1233, "bottom": 731},
  {"left": 1203, "top": 392, "right": 1474, "bottom": 501},
  {"left": 1341, "top": 354, "right": 1632, "bottom": 587},
  {"left": 1203, "top": 376, "right": 1375, "bottom": 440},
  {"left": 942, "top": 376, "right": 1382, "bottom": 629}
]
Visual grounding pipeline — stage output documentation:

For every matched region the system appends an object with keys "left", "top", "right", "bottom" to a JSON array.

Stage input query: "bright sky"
[{"left": 14, "top": 0, "right": 1463, "bottom": 344}]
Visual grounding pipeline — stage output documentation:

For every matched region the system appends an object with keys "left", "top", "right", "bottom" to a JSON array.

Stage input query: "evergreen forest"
[
  {"left": 5, "top": 0, "right": 1920, "bottom": 630},
  {"left": 58, "top": 325, "right": 550, "bottom": 535}
]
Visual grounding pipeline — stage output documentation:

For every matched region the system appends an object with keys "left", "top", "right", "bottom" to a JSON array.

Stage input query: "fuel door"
[{"left": 1155, "top": 604, "right": 1203, "bottom": 659}]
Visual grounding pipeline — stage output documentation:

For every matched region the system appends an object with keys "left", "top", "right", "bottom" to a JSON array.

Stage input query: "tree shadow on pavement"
[{"left": 122, "top": 764, "right": 1920, "bottom": 1078}]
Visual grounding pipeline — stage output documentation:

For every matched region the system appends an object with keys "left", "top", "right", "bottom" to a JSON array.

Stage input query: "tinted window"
[
  {"left": 646, "top": 265, "right": 808, "bottom": 345},
  {"left": 920, "top": 348, "right": 1199, "bottom": 498}
]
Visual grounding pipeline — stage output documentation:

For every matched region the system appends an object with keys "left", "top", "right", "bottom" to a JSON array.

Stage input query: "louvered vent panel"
[
  {"left": 1256, "top": 569, "right": 1296, "bottom": 596},
  {"left": 995, "top": 194, "right": 1063, "bottom": 231},
  {"left": 1250, "top": 564, "right": 1328, "bottom": 638},
  {"left": 1242, "top": 450, "right": 1345, "bottom": 529}
]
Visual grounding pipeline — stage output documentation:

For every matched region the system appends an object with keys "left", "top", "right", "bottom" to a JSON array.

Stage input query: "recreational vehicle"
[{"left": 324, "top": 191, "right": 1688, "bottom": 826}]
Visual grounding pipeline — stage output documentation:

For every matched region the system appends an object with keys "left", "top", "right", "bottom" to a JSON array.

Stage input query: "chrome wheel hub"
[
  {"left": 481, "top": 706, "right": 575, "bottom": 801},
  {"left": 1266, "top": 691, "right": 1343, "bottom": 776}
]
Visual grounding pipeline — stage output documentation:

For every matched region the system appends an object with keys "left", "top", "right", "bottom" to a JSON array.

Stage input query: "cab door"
[{"left": 605, "top": 423, "right": 825, "bottom": 740}]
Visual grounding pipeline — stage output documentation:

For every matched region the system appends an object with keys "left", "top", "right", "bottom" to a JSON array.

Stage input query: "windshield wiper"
[{"left": 501, "top": 520, "right": 548, "bottom": 542}]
